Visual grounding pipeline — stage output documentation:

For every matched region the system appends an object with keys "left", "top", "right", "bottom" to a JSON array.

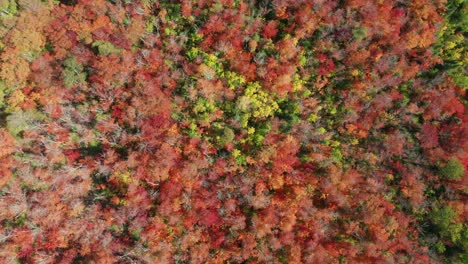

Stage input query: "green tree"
[{"left": 439, "top": 158, "right": 464, "bottom": 180}]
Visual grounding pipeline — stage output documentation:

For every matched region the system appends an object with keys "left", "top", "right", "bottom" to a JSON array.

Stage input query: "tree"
[{"left": 439, "top": 158, "right": 465, "bottom": 180}]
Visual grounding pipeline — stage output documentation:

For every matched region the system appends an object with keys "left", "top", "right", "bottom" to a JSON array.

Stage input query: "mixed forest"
[{"left": 0, "top": 0, "right": 466, "bottom": 263}]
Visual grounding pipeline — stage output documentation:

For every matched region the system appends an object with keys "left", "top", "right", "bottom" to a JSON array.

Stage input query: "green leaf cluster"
[
  {"left": 429, "top": 205, "right": 468, "bottom": 255},
  {"left": 92, "top": 40, "right": 121, "bottom": 56},
  {"left": 439, "top": 158, "right": 465, "bottom": 180},
  {"left": 63, "top": 57, "right": 86, "bottom": 89},
  {"left": 434, "top": 0, "right": 467, "bottom": 88},
  {"left": 6, "top": 109, "right": 45, "bottom": 136}
]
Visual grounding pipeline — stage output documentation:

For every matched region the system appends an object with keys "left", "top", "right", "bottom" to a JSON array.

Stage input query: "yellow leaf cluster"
[{"left": 0, "top": 4, "right": 51, "bottom": 109}]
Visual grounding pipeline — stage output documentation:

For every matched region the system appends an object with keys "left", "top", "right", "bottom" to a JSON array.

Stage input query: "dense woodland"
[{"left": 0, "top": 0, "right": 466, "bottom": 263}]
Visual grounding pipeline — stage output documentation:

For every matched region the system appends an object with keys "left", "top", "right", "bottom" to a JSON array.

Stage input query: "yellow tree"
[{"left": 0, "top": 1, "right": 52, "bottom": 111}]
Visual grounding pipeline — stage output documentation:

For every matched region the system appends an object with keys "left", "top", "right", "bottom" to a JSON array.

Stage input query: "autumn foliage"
[{"left": 0, "top": 0, "right": 466, "bottom": 263}]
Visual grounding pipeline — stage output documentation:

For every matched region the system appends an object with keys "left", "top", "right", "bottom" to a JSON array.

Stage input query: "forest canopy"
[{"left": 0, "top": 0, "right": 466, "bottom": 263}]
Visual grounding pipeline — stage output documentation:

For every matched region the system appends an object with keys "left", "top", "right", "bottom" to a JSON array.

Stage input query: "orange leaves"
[
  {"left": 411, "top": 0, "right": 443, "bottom": 21},
  {"left": 279, "top": 210, "right": 297, "bottom": 232},
  {"left": 226, "top": 51, "right": 256, "bottom": 81},
  {"left": 294, "top": 4, "right": 319, "bottom": 38},
  {"left": 0, "top": 129, "right": 15, "bottom": 188},
  {"left": 123, "top": 16, "right": 146, "bottom": 45},
  {"left": 10, "top": 28, "right": 46, "bottom": 53},
  {"left": 0, "top": 50, "right": 31, "bottom": 88},
  {"left": 404, "top": 29, "right": 435, "bottom": 49},
  {"left": 0, "top": 4, "right": 51, "bottom": 89},
  {"left": 277, "top": 37, "right": 299, "bottom": 63},
  {"left": 262, "top": 21, "right": 278, "bottom": 39},
  {"left": 345, "top": 123, "right": 358, "bottom": 134},
  {"left": 271, "top": 136, "right": 300, "bottom": 175},
  {"left": 92, "top": 15, "right": 112, "bottom": 32},
  {"left": 275, "top": 6, "right": 289, "bottom": 19},
  {"left": 269, "top": 174, "right": 284, "bottom": 190},
  {"left": 0, "top": 129, "right": 14, "bottom": 159},
  {"left": 401, "top": 172, "right": 426, "bottom": 207},
  {"left": 197, "top": 63, "right": 216, "bottom": 80},
  {"left": 181, "top": 0, "right": 193, "bottom": 17}
]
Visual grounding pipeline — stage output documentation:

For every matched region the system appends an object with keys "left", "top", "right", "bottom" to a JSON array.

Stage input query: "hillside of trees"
[{"left": 0, "top": 0, "right": 466, "bottom": 263}]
